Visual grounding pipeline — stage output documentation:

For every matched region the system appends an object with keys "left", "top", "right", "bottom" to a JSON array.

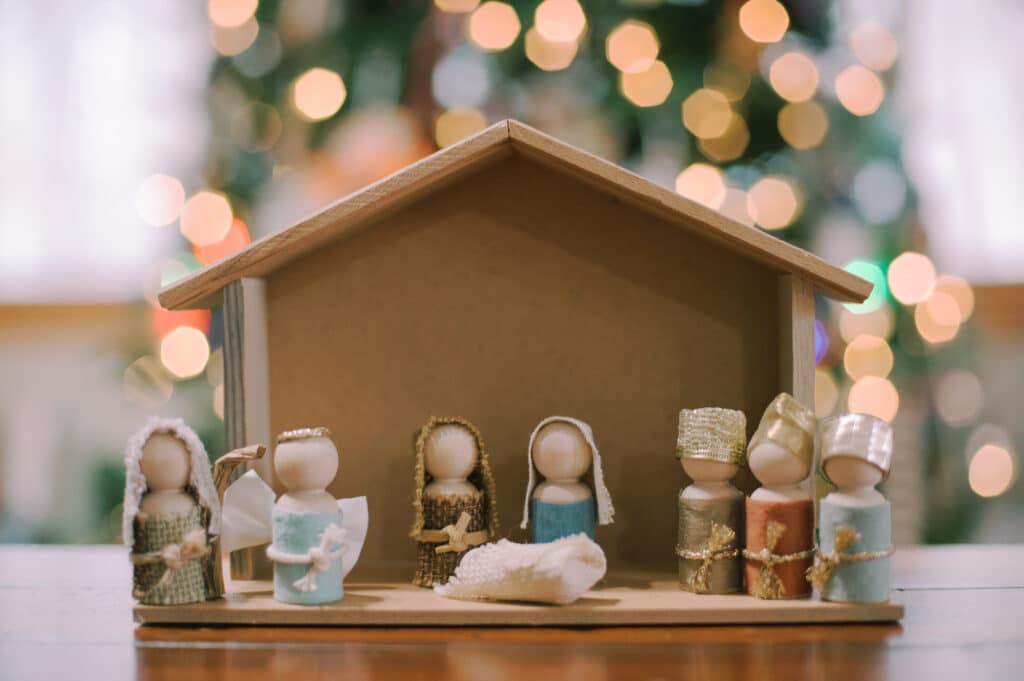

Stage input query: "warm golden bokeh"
[
  {"left": 704, "top": 62, "right": 750, "bottom": 102},
  {"left": 915, "top": 291, "right": 961, "bottom": 344},
  {"left": 738, "top": 0, "right": 789, "bottom": 44},
  {"left": 849, "top": 21, "right": 899, "bottom": 72},
  {"left": 682, "top": 88, "right": 733, "bottom": 139},
  {"left": 207, "top": 0, "right": 258, "bottom": 29},
  {"left": 968, "top": 444, "right": 1015, "bottom": 498},
  {"left": 839, "top": 305, "right": 894, "bottom": 343},
  {"left": 835, "top": 65, "right": 885, "bottom": 116},
  {"left": 747, "top": 176, "right": 801, "bottom": 230},
  {"left": 434, "top": 108, "right": 488, "bottom": 147},
  {"left": 619, "top": 60, "right": 673, "bottom": 107},
  {"left": 777, "top": 100, "right": 829, "bottom": 149},
  {"left": 935, "top": 369, "right": 984, "bottom": 426},
  {"left": 468, "top": 2, "right": 521, "bottom": 51},
  {"left": 815, "top": 368, "right": 839, "bottom": 418},
  {"left": 193, "top": 218, "right": 251, "bottom": 265},
  {"left": 843, "top": 334, "right": 894, "bottom": 380},
  {"left": 136, "top": 174, "right": 185, "bottom": 228},
  {"left": 211, "top": 17, "right": 259, "bottom": 56},
  {"left": 888, "top": 251, "right": 937, "bottom": 305},
  {"left": 935, "top": 274, "right": 975, "bottom": 322},
  {"left": 434, "top": 0, "right": 480, "bottom": 13},
  {"left": 674, "top": 163, "right": 726, "bottom": 209},
  {"left": 525, "top": 27, "right": 578, "bottom": 71},
  {"left": 769, "top": 51, "right": 819, "bottom": 102},
  {"left": 605, "top": 20, "right": 659, "bottom": 74},
  {"left": 159, "top": 326, "right": 212, "bottom": 380},
  {"left": 848, "top": 376, "right": 899, "bottom": 422},
  {"left": 291, "top": 67, "right": 347, "bottom": 121},
  {"left": 179, "top": 191, "right": 233, "bottom": 247},
  {"left": 534, "top": 0, "right": 586, "bottom": 43},
  {"left": 697, "top": 114, "right": 749, "bottom": 162},
  {"left": 718, "top": 187, "right": 754, "bottom": 226}
]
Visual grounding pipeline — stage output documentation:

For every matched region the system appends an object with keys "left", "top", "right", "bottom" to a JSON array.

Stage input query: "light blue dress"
[
  {"left": 271, "top": 508, "right": 345, "bottom": 605},
  {"left": 530, "top": 496, "right": 596, "bottom": 544},
  {"left": 818, "top": 498, "right": 892, "bottom": 603}
]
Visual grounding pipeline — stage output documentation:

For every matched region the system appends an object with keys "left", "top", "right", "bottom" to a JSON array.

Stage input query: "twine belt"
[
  {"left": 805, "top": 524, "right": 895, "bottom": 592},
  {"left": 675, "top": 522, "right": 739, "bottom": 593},
  {"left": 267, "top": 523, "right": 348, "bottom": 593},
  {"left": 416, "top": 512, "right": 488, "bottom": 555},
  {"left": 130, "top": 528, "right": 210, "bottom": 597},
  {"left": 741, "top": 520, "right": 813, "bottom": 599}
]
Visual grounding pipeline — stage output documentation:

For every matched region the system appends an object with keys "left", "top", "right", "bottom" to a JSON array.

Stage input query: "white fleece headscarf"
[
  {"left": 122, "top": 416, "right": 221, "bottom": 545},
  {"left": 519, "top": 416, "right": 614, "bottom": 529}
]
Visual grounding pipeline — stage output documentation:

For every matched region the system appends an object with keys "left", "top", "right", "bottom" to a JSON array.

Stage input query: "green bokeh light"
[{"left": 843, "top": 260, "right": 888, "bottom": 314}]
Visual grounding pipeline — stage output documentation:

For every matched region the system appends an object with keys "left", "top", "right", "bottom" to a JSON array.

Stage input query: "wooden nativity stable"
[{"left": 152, "top": 120, "right": 891, "bottom": 626}]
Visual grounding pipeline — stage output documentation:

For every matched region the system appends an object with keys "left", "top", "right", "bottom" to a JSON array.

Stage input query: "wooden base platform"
[{"left": 134, "top": 576, "right": 904, "bottom": 627}]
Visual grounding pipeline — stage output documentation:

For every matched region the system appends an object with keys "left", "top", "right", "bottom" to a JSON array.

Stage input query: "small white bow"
[{"left": 293, "top": 524, "right": 348, "bottom": 593}]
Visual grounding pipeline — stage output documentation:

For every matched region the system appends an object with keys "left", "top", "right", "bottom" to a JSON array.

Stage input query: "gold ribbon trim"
[
  {"left": 676, "top": 522, "right": 739, "bottom": 593},
  {"left": 416, "top": 511, "right": 488, "bottom": 555},
  {"left": 741, "top": 521, "right": 814, "bottom": 599},
  {"left": 130, "top": 529, "right": 211, "bottom": 596},
  {"left": 805, "top": 524, "right": 895, "bottom": 592}
]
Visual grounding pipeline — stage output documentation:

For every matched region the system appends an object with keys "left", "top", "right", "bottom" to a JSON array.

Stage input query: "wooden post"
[{"left": 778, "top": 274, "right": 815, "bottom": 407}]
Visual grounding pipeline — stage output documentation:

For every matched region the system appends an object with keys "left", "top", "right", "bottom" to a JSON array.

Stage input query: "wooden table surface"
[{"left": 1, "top": 545, "right": 1021, "bottom": 680}]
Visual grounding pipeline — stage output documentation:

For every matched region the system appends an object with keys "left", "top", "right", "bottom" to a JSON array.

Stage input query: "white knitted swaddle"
[{"left": 433, "top": 534, "right": 607, "bottom": 605}]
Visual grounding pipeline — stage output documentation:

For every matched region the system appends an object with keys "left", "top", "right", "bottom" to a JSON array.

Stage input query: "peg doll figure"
[
  {"left": 519, "top": 416, "right": 614, "bottom": 544},
  {"left": 807, "top": 413, "right": 895, "bottom": 603},
  {"left": 123, "top": 417, "right": 220, "bottom": 605},
  {"left": 675, "top": 407, "right": 746, "bottom": 594},
  {"left": 410, "top": 417, "right": 499, "bottom": 587},
  {"left": 743, "top": 393, "right": 816, "bottom": 599}
]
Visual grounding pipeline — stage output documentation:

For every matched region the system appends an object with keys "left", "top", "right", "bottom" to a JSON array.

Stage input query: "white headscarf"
[
  {"left": 519, "top": 416, "right": 614, "bottom": 529},
  {"left": 122, "top": 416, "right": 221, "bottom": 545}
]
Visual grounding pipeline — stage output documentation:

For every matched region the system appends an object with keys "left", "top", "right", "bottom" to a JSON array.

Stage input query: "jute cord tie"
[
  {"left": 676, "top": 522, "right": 738, "bottom": 593},
  {"left": 416, "top": 511, "right": 488, "bottom": 555},
  {"left": 267, "top": 523, "right": 348, "bottom": 593},
  {"left": 805, "top": 524, "right": 894, "bottom": 592},
  {"left": 130, "top": 528, "right": 210, "bottom": 595},
  {"left": 741, "top": 521, "right": 813, "bottom": 599}
]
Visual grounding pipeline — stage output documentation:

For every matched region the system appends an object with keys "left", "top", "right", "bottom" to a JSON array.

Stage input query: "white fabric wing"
[
  {"left": 434, "top": 534, "right": 607, "bottom": 605},
  {"left": 220, "top": 470, "right": 275, "bottom": 552},
  {"left": 336, "top": 496, "right": 369, "bottom": 577}
]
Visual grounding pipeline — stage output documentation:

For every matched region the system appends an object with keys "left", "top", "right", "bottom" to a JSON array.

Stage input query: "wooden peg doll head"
[
  {"left": 747, "top": 393, "right": 816, "bottom": 500},
  {"left": 676, "top": 408, "right": 747, "bottom": 499},
  {"left": 139, "top": 433, "right": 195, "bottom": 515},
  {"left": 533, "top": 421, "right": 593, "bottom": 484},
  {"left": 820, "top": 413, "right": 893, "bottom": 505},
  {"left": 274, "top": 427, "right": 340, "bottom": 513},
  {"left": 423, "top": 424, "right": 480, "bottom": 497}
]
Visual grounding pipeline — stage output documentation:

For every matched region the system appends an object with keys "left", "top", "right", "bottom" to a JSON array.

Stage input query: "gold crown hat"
[
  {"left": 748, "top": 393, "right": 816, "bottom": 473},
  {"left": 818, "top": 413, "right": 894, "bottom": 484},
  {"left": 676, "top": 407, "right": 747, "bottom": 466},
  {"left": 277, "top": 426, "right": 332, "bottom": 443}
]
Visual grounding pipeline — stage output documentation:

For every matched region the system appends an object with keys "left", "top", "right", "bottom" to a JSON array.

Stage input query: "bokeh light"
[
  {"left": 151, "top": 307, "right": 212, "bottom": 339},
  {"left": 747, "top": 176, "right": 801, "bottom": 230},
  {"left": 704, "top": 62, "right": 750, "bottom": 102},
  {"left": 738, "top": 0, "right": 789, "bottom": 44},
  {"left": 193, "top": 218, "right": 252, "bottom": 265},
  {"left": 230, "top": 102, "right": 283, "bottom": 152},
  {"left": 606, "top": 20, "right": 659, "bottom": 74},
  {"left": 468, "top": 2, "right": 521, "bottom": 52},
  {"left": 968, "top": 444, "right": 1015, "bottom": 498},
  {"left": 843, "top": 334, "right": 893, "bottom": 380},
  {"left": 534, "top": 0, "right": 586, "bottom": 43},
  {"left": 136, "top": 174, "right": 185, "bottom": 227},
  {"left": 620, "top": 60, "right": 673, "bottom": 107},
  {"left": 208, "top": 0, "right": 258, "bottom": 29},
  {"left": 842, "top": 260, "right": 887, "bottom": 314},
  {"left": 674, "top": 163, "right": 726, "bottom": 209},
  {"left": 852, "top": 160, "right": 906, "bottom": 224},
  {"left": 835, "top": 65, "right": 885, "bottom": 116},
  {"left": 434, "top": 108, "right": 488, "bottom": 147},
  {"left": 915, "top": 291, "right": 961, "bottom": 344},
  {"left": 435, "top": 0, "right": 479, "bottom": 12},
  {"left": 848, "top": 376, "right": 899, "bottom": 422},
  {"left": 697, "top": 115, "right": 749, "bottom": 162},
  {"left": 159, "top": 326, "right": 212, "bottom": 379},
  {"left": 815, "top": 368, "right": 839, "bottom": 418},
  {"left": 432, "top": 47, "right": 492, "bottom": 108},
  {"left": 888, "top": 252, "right": 936, "bottom": 305},
  {"left": 814, "top": 319, "right": 829, "bottom": 364},
  {"left": 180, "top": 191, "right": 233, "bottom": 247},
  {"left": 778, "top": 101, "right": 829, "bottom": 149},
  {"left": 291, "top": 67, "right": 347, "bottom": 121},
  {"left": 123, "top": 356, "right": 174, "bottom": 409},
  {"left": 935, "top": 274, "right": 975, "bottom": 322},
  {"left": 525, "top": 26, "right": 578, "bottom": 71},
  {"left": 213, "top": 383, "right": 226, "bottom": 421},
  {"left": 769, "top": 52, "right": 819, "bottom": 102},
  {"left": 211, "top": 17, "right": 259, "bottom": 57},
  {"left": 839, "top": 305, "right": 894, "bottom": 343},
  {"left": 206, "top": 347, "right": 224, "bottom": 386},
  {"left": 682, "top": 89, "right": 733, "bottom": 139},
  {"left": 718, "top": 187, "right": 754, "bottom": 226},
  {"left": 935, "top": 369, "right": 984, "bottom": 426},
  {"left": 849, "top": 21, "right": 898, "bottom": 72}
]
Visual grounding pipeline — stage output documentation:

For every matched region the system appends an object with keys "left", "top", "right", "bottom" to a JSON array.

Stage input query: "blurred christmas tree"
[{"left": 134, "top": 0, "right": 1009, "bottom": 544}]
